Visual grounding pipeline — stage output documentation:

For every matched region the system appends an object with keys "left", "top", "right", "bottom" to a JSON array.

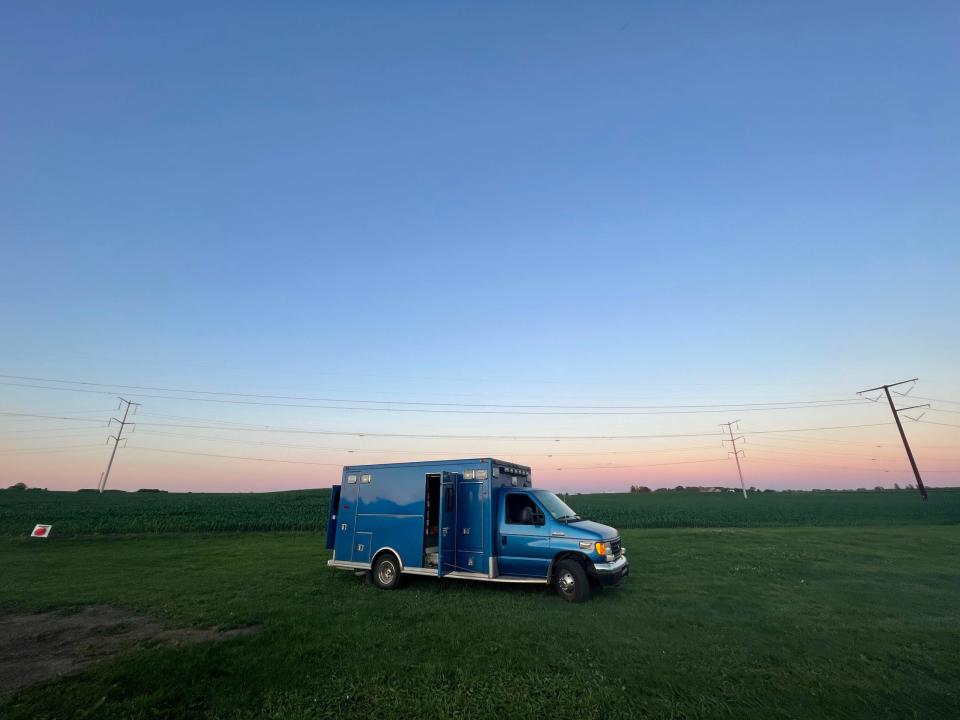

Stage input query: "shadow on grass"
[{"left": 353, "top": 571, "right": 628, "bottom": 605}]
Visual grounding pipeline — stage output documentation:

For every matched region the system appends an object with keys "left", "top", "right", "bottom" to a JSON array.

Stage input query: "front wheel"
[
  {"left": 372, "top": 553, "right": 401, "bottom": 590},
  {"left": 553, "top": 559, "right": 591, "bottom": 603}
]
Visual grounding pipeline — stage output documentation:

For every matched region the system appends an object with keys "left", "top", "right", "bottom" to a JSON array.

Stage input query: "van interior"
[
  {"left": 423, "top": 473, "right": 440, "bottom": 568},
  {"left": 505, "top": 492, "right": 543, "bottom": 525}
]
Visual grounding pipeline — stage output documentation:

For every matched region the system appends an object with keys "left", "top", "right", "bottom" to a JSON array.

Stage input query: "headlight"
[{"left": 578, "top": 540, "right": 611, "bottom": 556}]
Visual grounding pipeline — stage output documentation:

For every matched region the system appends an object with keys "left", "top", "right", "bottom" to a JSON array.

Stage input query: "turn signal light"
[{"left": 594, "top": 541, "right": 608, "bottom": 556}]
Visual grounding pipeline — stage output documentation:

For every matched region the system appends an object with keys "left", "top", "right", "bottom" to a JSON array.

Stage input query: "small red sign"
[{"left": 31, "top": 524, "right": 52, "bottom": 538}]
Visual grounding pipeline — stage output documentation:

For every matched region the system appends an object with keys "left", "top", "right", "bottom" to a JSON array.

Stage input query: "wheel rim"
[
  {"left": 558, "top": 569, "right": 576, "bottom": 595},
  {"left": 378, "top": 560, "right": 396, "bottom": 585}
]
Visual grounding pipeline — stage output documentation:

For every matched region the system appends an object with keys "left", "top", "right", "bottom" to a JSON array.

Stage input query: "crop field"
[
  {"left": 566, "top": 488, "right": 960, "bottom": 528},
  {"left": 2, "top": 487, "right": 959, "bottom": 537},
  {"left": 0, "top": 489, "right": 331, "bottom": 536},
  {"left": 1, "top": 489, "right": 959, "bottom": 720}
]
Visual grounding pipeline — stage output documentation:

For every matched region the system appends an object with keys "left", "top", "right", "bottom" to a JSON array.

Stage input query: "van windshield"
[{"left": 533, "top": 491, "right": 580, "bottom": 522}]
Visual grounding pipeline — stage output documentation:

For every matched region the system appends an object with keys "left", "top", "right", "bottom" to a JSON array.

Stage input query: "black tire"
[
  {"left": 553, "top": 558, "right": 591, "bottom": 603},
  {"left": 371, "top": 553, "right": 402, "bottom": 590}
]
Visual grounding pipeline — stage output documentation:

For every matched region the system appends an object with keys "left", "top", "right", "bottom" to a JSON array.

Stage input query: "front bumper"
[{"left": 592, "top": 554, "right": 629, "bottom": 586}]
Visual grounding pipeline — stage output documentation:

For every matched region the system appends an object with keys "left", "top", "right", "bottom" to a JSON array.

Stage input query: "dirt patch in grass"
[{"left": 0, "top": 605, "right": 258, "bottom": 695}]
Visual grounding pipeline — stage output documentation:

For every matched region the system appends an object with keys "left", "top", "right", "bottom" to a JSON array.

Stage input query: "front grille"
[{"left": 609, "top": 537, "right": 622, "bottom": 558}]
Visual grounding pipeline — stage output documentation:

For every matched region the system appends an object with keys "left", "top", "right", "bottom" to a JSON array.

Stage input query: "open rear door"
[
  {"left": 438, "top": 472, "right": 458, "bottom": 575},
  {"left": 324, "top": 485, "right": 341, "bottom": 550}
]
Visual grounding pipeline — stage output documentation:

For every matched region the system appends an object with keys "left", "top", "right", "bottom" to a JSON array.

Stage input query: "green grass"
[
  {"left": 3, "top": 488, "right": 958, "bottom": 536},
  {"left": 2, "top": 526, "right": 959, "bottom": 719}
]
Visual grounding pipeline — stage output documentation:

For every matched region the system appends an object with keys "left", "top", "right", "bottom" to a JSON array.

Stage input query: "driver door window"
[{"left": 505, "top": 493, "right": 544, "bottom": 526}]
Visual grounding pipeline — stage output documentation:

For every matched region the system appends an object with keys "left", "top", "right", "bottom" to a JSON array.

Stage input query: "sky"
[{"left": 1, "top": 2, "right": 958, "bottom": 493}]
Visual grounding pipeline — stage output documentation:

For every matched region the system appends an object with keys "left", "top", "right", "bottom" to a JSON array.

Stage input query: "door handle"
[{"left": 501, "top": 536, "right": 507, "bottom": 546}]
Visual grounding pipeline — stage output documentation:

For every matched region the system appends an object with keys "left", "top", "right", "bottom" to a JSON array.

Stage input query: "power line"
[
  {"left": 743, "top": 441, "right": 903, "bottom": 461},
  {"left": 0, "top": 409, "right": 896, "bottom": 440},
  {"left": 0, "top": 379, "right": 872, "bottom": 415},
  {"left": 140, "top": 408, "right": 890, "bottom": 439},
  {"left": 0, "top": 427, "right": 106, "bottom": 436},
  {"left": 740, "top": 433, "right": 892, "bottom": 447},
  {"left": 745, "top": 423, "right": 891, "bottom": 437},
  {"left": 548, "top": 458, "right": 726, "bottom": 471},
  {"left": 125, "top": 419, "right": 892, "bottom": 441},
  {"left": 133, "top": 420, "right": 726, "bottom": 440},
  {"left": 0, "top": 407, "right": 115, "bottom": 417},
  {"left": 512, "top": 446, "right": 721, "bottom": 458},
  {"left": 0, "top": 412, "right": 107, "bottom": 423},
  {"left": 126, "top": 447, "right": 345, "bottom": 465},
  {"left": 742, "top": 452, "right": 898, "bottom": 473},
  {"left": 927, "top": 407, "right": 960, "bottom": 416},
  {"left": 910, "top": 395, "right": 960, "bottom": 406},
  {"left": 134, "top": 429, "right": 721, "bottom": 457},
  {"left": 746, "top": 450, "right": 959, "bottom": 475},
  {"left": 918, "top": 420, "right": 960, "bottom": 429},
  {"left": 746, "top": 433, "right": 949, "bottom": 450},
  {"left": 0, "top": 444, "right": 107, "bottom": 454},
  {"left": 125, "top": 445, "right": 726, "bottom": 472},
  {"left": 0, "top": 432, "right": 108, "bottom": 445},
  {"left": 0, "top": 364, "right": 863, "bottom": 388},
  {"left": 0, "top": 373, "right": 869, "bottom": 409}
]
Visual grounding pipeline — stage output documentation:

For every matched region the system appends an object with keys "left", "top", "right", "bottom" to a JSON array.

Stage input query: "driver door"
[{"left": 498, "top": 492, "right": 551, "bottom": 577}]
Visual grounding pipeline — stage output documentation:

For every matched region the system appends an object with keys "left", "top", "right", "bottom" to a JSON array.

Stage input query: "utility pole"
[
  {"left": 98, "top": 397, "right": 139, "bottom": 493},
  {"left": 720, "top": 420, "right": 748, "bottom": 499},
  {"left": 857, "top": 379, "right": 929, "bottom": 500}
]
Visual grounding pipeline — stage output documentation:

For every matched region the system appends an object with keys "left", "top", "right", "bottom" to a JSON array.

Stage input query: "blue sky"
[{"left": 1, "top": 3, "right": 958, "bottom": 491}]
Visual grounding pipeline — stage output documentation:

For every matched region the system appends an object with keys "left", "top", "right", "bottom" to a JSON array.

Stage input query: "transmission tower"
[
  {"left": 857, "top": 379, "right": 929, "bottom": 500},
  {"left": 721, "top": 420, "right": 748, "bottom": 499},
  {"left": 98, "top": 397, "right": 139, "bottom": 493}
]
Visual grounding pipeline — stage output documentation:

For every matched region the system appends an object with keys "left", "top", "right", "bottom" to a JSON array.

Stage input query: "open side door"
[{"left": 438, "top": 471, "right": 459, "bottom": 575}]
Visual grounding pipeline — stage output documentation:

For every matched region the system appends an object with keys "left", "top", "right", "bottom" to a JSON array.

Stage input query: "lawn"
[{"left": 2, "top": 525, "right": 958, "bottom": 719}]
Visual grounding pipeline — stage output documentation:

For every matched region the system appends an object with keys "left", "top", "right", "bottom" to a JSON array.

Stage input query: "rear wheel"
[
  {"left": 372, "top": 553, "right": 401, "bottom": 590},
  {"left": 553, "top": 558, "right": 591, "bottom": 603}
]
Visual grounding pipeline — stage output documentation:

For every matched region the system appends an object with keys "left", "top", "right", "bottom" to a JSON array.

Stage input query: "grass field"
[
  {"left": 1, "top": 490, "right": 959, "bottom": 719},
  {"left": 3, "top": 487, "right": 959, "bottom": 536},
  {"left": 2, "top": 527, "right": 959, "bottom": 719}
]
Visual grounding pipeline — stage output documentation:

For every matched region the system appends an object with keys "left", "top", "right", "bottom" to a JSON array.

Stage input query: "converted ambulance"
[{"left": 325, "top": 458, "right": 628, "bottom": 602}]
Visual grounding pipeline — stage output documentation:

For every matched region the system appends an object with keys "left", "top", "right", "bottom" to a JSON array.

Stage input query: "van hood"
[{"left": 563, "top": 519, "right": 618, "bottom": 540}]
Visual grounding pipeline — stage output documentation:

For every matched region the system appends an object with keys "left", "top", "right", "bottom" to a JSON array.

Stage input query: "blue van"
[{"left": 325, "top": 458, "right": 628, "bottom": 602}]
